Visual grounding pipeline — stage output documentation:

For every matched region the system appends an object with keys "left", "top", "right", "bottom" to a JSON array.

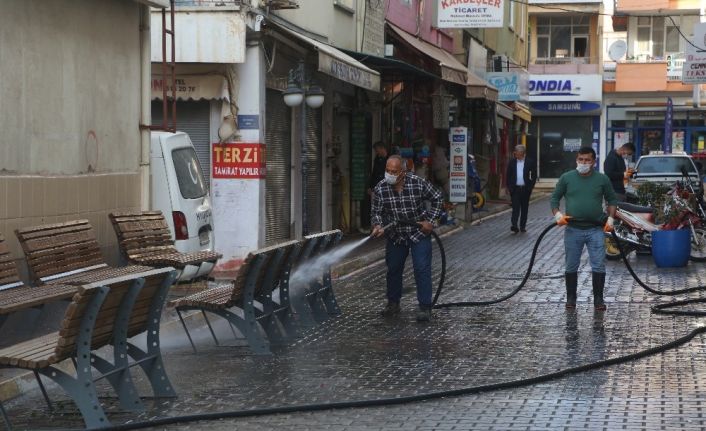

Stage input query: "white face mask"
[
  {"left": 576, "top": 163, "right": 592, "bottom": 174},
  {"left": 384, "top": 172, "right": 399, "bottom": 185}
]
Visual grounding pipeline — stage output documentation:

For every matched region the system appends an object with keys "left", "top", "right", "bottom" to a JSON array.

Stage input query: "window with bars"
[{"left": 536, "top": 15, "right": 590, "bottom": 61}]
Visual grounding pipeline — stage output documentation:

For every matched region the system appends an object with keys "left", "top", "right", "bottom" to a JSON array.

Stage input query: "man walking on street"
[
  {"left": 603, "top": 142, "right": 635, "bottom": 201},
  {"left": 506, "top": 145, "right": 537, "bottom": 233},
  {"left": 367, "top": 142, "right": 388, "bottom": 196},
  {"left": 551, "top": 147, "right": 618, "bottom": 311},
  {"left": 371, "top": 155, "right": 443, "bottom": 322}
]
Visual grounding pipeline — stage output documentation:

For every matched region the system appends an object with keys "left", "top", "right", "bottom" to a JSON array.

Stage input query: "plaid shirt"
[{"left": 371, "top": 172, "right": 444, "bottom": 244}]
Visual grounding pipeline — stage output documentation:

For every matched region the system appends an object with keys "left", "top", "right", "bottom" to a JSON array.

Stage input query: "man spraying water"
[{"left": 370, "top": 155, "right": 444, "bottom": 321}]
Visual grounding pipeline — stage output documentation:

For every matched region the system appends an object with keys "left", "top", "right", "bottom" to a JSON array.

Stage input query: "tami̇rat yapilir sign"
[{"left": 435, "top": 0, "right": 504, "bottom": 28}]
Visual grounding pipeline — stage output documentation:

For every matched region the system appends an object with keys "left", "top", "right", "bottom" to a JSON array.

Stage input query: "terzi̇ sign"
[
  {"left": 212, "top": 143, "right": 266, "bottom": 179},
  {"left": 435, "top": 0, "right": 504, "bottom": 28}
]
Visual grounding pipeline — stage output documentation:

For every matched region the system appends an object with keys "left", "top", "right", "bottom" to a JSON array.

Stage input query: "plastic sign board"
[
  {"left": 682, "top": 22, "right": 706, "bottom": 84},
  {"left": 212, "top": 143, "right": 265, "bottom": 179},
  {"left": 449, "top": 127, "right": 468, "bottom": 203},
  {"left": 435, "top": 0, "right": 504, "bottom": 28}
]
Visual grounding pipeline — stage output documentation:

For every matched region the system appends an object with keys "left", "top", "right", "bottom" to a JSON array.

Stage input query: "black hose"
[{"left": 97, "top": 220, "right": 706, "bottom": 430}]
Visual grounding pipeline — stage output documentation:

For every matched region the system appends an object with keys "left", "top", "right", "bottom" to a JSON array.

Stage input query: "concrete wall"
[
  {"left": 0, "top": 0, "right": 144, "bottom": 262},
  {"left": 275, "top": 2, "right": 357, "bottom": 50}
]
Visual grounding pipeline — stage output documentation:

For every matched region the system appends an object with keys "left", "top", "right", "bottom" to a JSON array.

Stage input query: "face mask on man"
[
  {"left": 384, "top": 172, "right": 398, "bottom": 184},
  {"left": 576, "top": 163, "right": 592, "bottom": 174}
]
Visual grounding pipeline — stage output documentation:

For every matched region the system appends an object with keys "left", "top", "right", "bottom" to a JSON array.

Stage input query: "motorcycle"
[{"left": 605, "top": 182, "right": 706, "bottom": 262}]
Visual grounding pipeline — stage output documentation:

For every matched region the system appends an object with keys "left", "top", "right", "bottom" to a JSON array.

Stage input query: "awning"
[
  {"left": 272, "top": 22, "right": 380, "bottom": 92},
  {"left": 387, "top": 22, "right": 466, "bottom": 86},
  {"left": 496, "top": 102, "right": 514, "bottom": 120},
  {"left": 467, "top": 72, "right": 498, "bottom": 101},
  {"left": 340, "top": 49, "right": 439, "bottom": 80},
  {"left": 151, "top": 75, "right": 229, "bottom": 101},
  {"left": 511, "top": 102, "right": 532, "bottom": 122}
]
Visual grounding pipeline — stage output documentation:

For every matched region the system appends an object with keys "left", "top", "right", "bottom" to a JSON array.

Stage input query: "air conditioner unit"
[{"left": 492, "top": 55, "right": 508, "bottom": 72}]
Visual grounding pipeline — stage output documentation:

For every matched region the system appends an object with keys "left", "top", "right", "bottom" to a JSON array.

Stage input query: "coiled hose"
[{"left": 103, "top": 221, "right": 706, "bottom": 431}]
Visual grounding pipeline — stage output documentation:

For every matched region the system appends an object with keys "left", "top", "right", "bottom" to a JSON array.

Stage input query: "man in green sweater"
[{"left": 551, "top": 147, "right": 618, "bottom": 311}]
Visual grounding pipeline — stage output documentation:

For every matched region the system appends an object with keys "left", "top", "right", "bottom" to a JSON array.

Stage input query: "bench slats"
[
  {"left": 15, "top": 221, "right": 106, "bottom": 284},
  {"left": 0, "top": 233, "right": 22, "bottom": 288}
]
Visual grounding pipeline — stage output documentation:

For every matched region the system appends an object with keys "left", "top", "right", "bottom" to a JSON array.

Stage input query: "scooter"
[{"left": 605, "top": 190, "right": 706, "bottom": 262}]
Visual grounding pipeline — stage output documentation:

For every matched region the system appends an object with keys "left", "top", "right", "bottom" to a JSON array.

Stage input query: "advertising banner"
[
  {"left": 664, "top": 97, "right": 673, "bottom": 153},
  {"left": 527, "top": 75, "right": 602, "bottom": 101},
  {"left": 435, "top": 0, "right": 504, "bottom": 28},
  {"left": 682, "top": 22, "right": 706, "bottom": 84},
  {"left": 212, "top": 143, "right": 265, "bottom": 179},
  {"left": 449, "top": 127, "right": 468, "bottom": 203}
]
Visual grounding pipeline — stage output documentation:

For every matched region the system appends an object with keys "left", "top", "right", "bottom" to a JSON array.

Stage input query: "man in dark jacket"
[
  {"left": 368, "top": 141, "right": 388, "bottom": 194},
  {"left": 506, "top": 145, "right": 537, "bottom": 233},
  {"left": 603, "top": 142, "right": 635, "bottom": 201}
]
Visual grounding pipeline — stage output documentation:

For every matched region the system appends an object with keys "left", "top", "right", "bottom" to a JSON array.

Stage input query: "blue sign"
[
  {"left": 530, "top": 101, "right": 601, "bottom": 113},
  {"left": 664, "top": 97, "right": 673, "bottom": 153},
  {"left": 486, "top": 72, "right": 529, "bottom": 102},
  {"left": 237, "top": 114, "right": 259, "bottom": 130}
]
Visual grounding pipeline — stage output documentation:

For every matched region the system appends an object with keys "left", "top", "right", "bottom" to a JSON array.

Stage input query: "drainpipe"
[{"left": 139, "top": 4, "right": 152, "bottom": 210}]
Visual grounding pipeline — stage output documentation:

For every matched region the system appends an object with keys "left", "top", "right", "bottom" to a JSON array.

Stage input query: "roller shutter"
[
  {"left": 305, "top": 107, "right": 322, "bottom": 234},
  {"left": 152, "top": 100, "right": 212, "bottom": 187},
  {"left": 265, "top": 90, "right": 293, "bottom": 244}
]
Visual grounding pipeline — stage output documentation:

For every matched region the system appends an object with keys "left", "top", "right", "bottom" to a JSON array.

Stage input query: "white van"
[{"left": 151, "top": 131, "right": 215, "bottom": 280}]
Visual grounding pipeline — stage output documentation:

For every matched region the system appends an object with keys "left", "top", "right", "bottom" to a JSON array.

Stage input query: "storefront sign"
[
  {"left": 361, "top": 0, "right": 385, "bottom": 56},
  {"left": 151, "top": 75, "right": 229, "bottom": 101},
  {"left": 682, "top": 23, "right": 706, "bottom": 83},
  {"left": 486, "top": 72, "right": 529, "bottom": 101},
  {"left": 449, "top": 127, "right": 468, "bottom": 203},
  {"left": 435, "top": 0, "right": 504, "bottom": 28},
  {"left": 667, "top": 54, "right": 685, "bottom": 80},
  {"left": 319, "top": 53, "right": 380, "bottom": 92},
  {"left": 530, "top": 101, "right": 601, "bottom": 113},
  {"left": 527, "top": 75, "right": 602, "bottom": 101},
  {"left": 212, "top": 143, "right": 265, "bottom": 179}
]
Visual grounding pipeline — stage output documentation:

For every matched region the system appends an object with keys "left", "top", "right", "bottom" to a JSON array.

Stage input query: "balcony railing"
[{"left": 534, "top": 57, "right": 590, "bottom": 65}]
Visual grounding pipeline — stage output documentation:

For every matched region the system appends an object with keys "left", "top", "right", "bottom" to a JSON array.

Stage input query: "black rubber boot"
[
  {"left": 592, "top": 272, "right": 606, "bottom": 311},
  {"left": 565, "top": 272, "right": 577, "bottom": 309}
]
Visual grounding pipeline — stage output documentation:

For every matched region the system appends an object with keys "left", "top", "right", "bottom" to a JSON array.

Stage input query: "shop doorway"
[
  {"left": 690, "top": 128, "right": 706, "bottom": 154},
  {"left": 637, "top": 128, "right": 663, "bottom": 155}
]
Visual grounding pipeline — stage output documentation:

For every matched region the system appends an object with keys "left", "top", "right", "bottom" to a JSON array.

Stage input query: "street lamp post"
[{"left": 283, "top": 60, "right": 325, "bottom": 237}]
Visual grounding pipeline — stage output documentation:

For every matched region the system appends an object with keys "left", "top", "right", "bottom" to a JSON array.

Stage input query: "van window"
[{"left": 172, "top": 147, "right": 207, "bottom": 199}]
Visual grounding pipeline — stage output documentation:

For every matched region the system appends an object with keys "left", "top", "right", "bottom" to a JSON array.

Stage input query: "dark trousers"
[
  {"left": 510, "top": 186, "right": 532, "bottom": 229},
  {"left": 385, "top": 236, "right": 432, "bottom": 308}
]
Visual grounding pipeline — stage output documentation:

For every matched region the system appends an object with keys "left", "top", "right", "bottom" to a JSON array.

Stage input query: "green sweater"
[{"left": 550, "top": 169, "right": 618, "bottom": 229}]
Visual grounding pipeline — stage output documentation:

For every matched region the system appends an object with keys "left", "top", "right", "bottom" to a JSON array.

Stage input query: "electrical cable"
[{"left": 94, "top": 221, "right": 706, "bottom": 430}]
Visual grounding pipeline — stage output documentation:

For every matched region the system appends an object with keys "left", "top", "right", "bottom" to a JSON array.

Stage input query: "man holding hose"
[
  {"left": 371, "top": 155, "right": 443, "bottom": 322},
  {"left": 551, "top": 147, "right": 618, "bottom": 311}
]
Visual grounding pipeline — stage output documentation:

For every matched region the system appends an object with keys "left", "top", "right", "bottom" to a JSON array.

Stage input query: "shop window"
[
  {"left": 537, "top": 116, "right": 593, "bottom": 178},
  {"left": 535, "top": 15, "right": 590, "bottom": 63}
]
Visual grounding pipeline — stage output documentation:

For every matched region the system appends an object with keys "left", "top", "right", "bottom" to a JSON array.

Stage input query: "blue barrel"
[{"left": 652, "top": 229, "right": 691, "bottom": 267}]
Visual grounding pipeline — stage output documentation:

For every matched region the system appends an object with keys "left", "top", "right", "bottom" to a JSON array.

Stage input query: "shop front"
[
  {"left": 604, "top": 101, "right": 706, "bottom": 157},
  {"left": 527, "top": 74, "right": 602, "bottom": 184}
]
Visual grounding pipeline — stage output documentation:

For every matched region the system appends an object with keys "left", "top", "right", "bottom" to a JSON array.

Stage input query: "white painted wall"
[
  {"left": 0, "top": 0, "right": 142, "bottom": 175},
  {"left": 275, "top": 2, "right": 357, "bottom": 49}
]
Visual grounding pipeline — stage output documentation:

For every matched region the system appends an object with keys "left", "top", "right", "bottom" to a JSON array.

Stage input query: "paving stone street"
[{"left": 5, "top": 196, "right": 706, "bottom": 430}]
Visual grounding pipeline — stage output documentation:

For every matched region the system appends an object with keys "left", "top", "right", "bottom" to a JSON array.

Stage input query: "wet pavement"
[{"left": 5, "top": 196, "right": 706, "bottom": 430}]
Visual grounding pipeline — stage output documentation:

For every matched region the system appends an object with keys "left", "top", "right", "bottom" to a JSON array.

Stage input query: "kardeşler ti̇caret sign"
[{"left": 435, "top": 0, "right": 504, "bottom": 28}]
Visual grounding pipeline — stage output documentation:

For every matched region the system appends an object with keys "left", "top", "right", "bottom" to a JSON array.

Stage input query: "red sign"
[{"left": 212, "top": 143, "right": 266, "bottom": 179}]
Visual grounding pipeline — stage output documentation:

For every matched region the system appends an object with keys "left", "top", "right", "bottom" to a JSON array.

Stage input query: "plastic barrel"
[{"left": 651, "top": 229, "right": 691, "bottom": 268}]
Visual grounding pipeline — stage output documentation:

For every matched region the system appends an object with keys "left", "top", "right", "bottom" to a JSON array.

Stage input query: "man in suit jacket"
[{"left": 506, "top": 145, "right": 537, "bottom": 233}]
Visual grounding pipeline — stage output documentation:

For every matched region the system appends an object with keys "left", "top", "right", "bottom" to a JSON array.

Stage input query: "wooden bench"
[
  {"left": 15, "top": 220, "right": 154, "bottom": 287},
  {"left": 108, "top": 211, "right": 221, "bottom": 280},
  {"left": 289, "top": 230, "right": 343, "bottom": 325},
  {"left": 0, "top": 267, "right": 177, "bottom": 430},
  {"left": 168, "top": 240, "right": 300, "bottom": 355},
  {"left": 0, "top": 233, "right": 77, "bottom": 329}
]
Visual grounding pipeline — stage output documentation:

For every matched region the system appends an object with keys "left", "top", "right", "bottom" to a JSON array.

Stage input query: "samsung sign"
[{"left": 528, "top": 74, "right": 602, "bottom": 102}]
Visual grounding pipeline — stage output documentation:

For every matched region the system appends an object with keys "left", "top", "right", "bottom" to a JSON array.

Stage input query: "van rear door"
[{"left": 160, "top": 133, "right": 215, "bottom": 253}]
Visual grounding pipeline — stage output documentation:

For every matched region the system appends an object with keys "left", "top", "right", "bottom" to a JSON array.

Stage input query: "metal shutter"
[
  {"left": 151, "top": 100, "right": 212, "bottom": 187},
  {"left": 265, "top": 90, "right": 293, "bottom": 244},
  {"left": 305, "top": 107, "right": 322, "bottom": 234}
]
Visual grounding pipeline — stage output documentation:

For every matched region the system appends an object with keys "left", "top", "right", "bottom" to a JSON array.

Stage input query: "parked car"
[
  {"left": 626, "top": 154, "right": 702, "bottom": 201},
  {"left": 151, "top": 131, "right": 215, "bottom": 280}
]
